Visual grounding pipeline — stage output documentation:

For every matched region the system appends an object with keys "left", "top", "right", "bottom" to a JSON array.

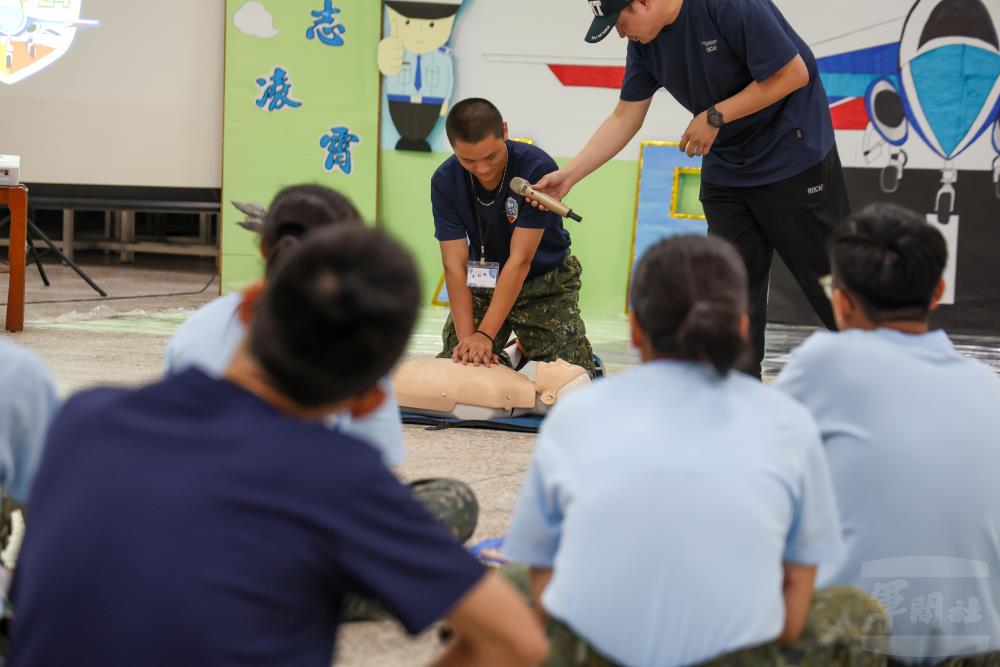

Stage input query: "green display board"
[
  {"left": 673, "top": 169, "right": 704, "bottom": 219},
  {"left": 220, "top": 1, "right": 678, "bottom": 318},
  {"left": 221, "top": 0, "right": 381, "bottom": 292}
]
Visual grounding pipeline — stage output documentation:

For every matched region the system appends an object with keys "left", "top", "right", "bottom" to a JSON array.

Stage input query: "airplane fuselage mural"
[{"left": 820, "top": 0, "right": 1000, "bottom": 224}]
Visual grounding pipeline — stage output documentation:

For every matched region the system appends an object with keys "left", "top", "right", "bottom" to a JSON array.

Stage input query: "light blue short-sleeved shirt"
[
  {"left": 0, "top": 338, "right": 60, "bottom": 502},
  {"left": 505, "top": 360, "right": 845, "bottom": 667},
  {"left": 775, "top": 329, "right": 1000, "bottom": 664},
  {"left": 384, "top": 47, "right": 453, "bottom": 104},
  {"left": 164, "top": 293, "right": 406, "bottom": 467}
]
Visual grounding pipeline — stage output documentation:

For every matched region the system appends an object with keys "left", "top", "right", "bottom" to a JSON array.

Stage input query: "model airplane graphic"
[{"left": 0, "top": 0, "right": 97, "bottom": 70}]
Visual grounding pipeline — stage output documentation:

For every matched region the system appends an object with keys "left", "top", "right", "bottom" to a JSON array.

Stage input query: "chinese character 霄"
[{"left": 320, "top": 126, "right": 360, "bottom": 174}]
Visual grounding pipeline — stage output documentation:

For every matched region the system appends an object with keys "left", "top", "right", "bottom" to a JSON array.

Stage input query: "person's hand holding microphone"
[{"left": 514, "top": 176, "right": 583, "bottom": 222}]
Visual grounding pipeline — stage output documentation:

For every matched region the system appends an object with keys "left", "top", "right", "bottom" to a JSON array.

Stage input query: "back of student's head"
[
  {"left": 829, "top": 203, "right": 947, "bottom": 322},
  {"left": 445, "top": 98, "right": 504, "bottom": 145},
  {"left": 631, "top": 235, "right": 748, "bottom": 375},
  {"left": 249, "top": 225, "right": 420, "bottom": 408},
  {"left": 261, "top": 184, "right": 363, "bottom": 275}
]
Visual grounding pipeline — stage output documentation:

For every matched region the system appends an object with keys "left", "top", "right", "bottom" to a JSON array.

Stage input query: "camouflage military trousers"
[
  {"left": 502, "top": 563, "right": 891, "bottom": 666},
  {"left": 888, "top": 655, "right": 1000, "bottom": 667},
  {"left": 438, "top": 255, "right": 596, "bottom": 376}
]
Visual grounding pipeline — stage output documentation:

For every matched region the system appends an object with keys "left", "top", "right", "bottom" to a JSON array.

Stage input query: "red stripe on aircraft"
[
  {"left": 830, "top": 97, "right": 870, "bottom": 131},
  {"left": 549, "top": 65, "right": 874, "bottom": 134},
  {"left": 547, "top": 64, "right": 626, "bottom": 89}
]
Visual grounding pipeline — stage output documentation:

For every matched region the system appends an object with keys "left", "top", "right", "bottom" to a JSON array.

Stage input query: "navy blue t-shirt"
[
  {"left": 433, "top": 140, "right": 571, "bottom": 280},
  {"left": 621, "top": 0, "right": 834, "bottom": 187},
  {"left": 9, "top": 370, "right": 484, "bottom": 667}
]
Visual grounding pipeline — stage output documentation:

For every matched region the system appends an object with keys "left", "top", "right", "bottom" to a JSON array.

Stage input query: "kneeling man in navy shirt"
[{"left": 8, "top": 226, "right": 547, "bottom": 667}]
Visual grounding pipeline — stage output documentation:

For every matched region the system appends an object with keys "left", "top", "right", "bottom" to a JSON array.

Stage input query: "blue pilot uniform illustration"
[
  {"left": 863, "top": 0, "right": 1000, "bottom": 223},
  {"left": 378, "top": 0, "right": 461, "bottom": 152}
]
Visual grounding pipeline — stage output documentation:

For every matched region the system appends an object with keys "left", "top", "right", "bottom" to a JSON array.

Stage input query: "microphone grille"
[{"left": 509, "top": 177, "right": 529, "bottom": 194}]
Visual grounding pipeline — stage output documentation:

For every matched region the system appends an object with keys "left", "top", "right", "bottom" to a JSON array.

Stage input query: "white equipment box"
[{"left": 0, "top": 155, "right": 20, "bottom": 186}]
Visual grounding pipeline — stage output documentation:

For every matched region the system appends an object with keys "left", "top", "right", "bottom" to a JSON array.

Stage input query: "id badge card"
[{"left": 467, "top": 261, "right": 500, "bottom": 289}]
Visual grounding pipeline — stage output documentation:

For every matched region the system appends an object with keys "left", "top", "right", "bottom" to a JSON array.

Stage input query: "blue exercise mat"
[{"left": 400, "top": 412, "right": 544, "bottom": 433}]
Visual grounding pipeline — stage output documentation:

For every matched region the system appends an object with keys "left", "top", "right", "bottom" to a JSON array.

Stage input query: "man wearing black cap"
[{"left": 534, "top": 0, "right": 849, "bottom": 378}]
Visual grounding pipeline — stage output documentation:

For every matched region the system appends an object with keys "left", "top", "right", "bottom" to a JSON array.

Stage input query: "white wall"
[{"left": 448, "top": 0, "right": 998, "bottom": 171}]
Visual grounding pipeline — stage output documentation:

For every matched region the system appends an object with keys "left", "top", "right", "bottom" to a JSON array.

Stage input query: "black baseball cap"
[{"left": 585, "top": 0, "right": 630, "bottom": 43}]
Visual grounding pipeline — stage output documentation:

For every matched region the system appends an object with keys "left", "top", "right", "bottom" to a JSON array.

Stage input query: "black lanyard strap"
[{"left": 466, "top": 149, "right": 509, "bottom": 264}]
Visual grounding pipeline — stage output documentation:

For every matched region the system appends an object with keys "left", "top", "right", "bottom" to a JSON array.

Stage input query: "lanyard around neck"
[{"left": 467, "top": 150, "right": 509, "bottom": 263}]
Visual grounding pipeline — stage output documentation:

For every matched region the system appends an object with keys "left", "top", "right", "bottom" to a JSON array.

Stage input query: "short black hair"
[
  {"left": 445, "top": 98, "right": 504, "bottom": 145},
  {"left": 249, "top": 225, "right": 421, "bottom": 408},
  {"left": 631, "top": 235, "right": 749, "bottom": 375},
  {"left": 829, "top": 203, "right": 947, "bottom": 322},
  {"left": 261, "top": 185, "right": 363, "bottom": 275}
]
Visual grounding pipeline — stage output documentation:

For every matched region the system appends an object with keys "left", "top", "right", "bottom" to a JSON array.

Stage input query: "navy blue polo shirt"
[
  {"left": 621, "top": 0, "right": 834, "bottom": 187},
  {"left": 8, "top": 370, "right": 484, "bottom": 667},
  {"left": 433, "top": 140, "right": 571, "bottom": 280}
]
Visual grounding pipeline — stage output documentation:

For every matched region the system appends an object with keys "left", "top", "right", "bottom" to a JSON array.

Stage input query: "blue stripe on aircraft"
[{"left": 816, "top": 42, "right": 899, "bottom": 74}]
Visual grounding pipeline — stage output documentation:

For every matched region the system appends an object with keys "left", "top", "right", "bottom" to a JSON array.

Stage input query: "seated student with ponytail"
[
  {"left": 8, "top": 226, "right": 547, "bottom": 667},
  {"left": 165, "top": 185, "right": 406, "bottom": 467},
  {"left": 775, "top": 203, "right": 1000, "bottom": 666},
  {"left": 504, "top": 235, "right": 888, "bottom": 667}
]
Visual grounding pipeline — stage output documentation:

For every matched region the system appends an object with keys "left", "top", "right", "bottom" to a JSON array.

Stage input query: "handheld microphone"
[{"left": 510, "top": 177, "right": 583, "bottom": 222}]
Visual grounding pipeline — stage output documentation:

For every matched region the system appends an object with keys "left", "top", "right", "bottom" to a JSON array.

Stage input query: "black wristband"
[{"left": 475, "top": 329, "right": 495, "bottom": 343}]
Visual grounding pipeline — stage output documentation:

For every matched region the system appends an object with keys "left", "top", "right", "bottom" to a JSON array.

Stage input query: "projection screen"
[{"left": 0, "top": 0, "right": 224, "bottom": 188}]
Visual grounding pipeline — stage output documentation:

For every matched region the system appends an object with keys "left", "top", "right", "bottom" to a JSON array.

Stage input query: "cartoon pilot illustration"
[{"left": 378, "top": 0, "right": 462, "bottom": 152}]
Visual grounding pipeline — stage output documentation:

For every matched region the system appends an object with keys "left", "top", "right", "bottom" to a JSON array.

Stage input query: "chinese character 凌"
[{"left": 255, "top": 67, "right": 302, "bottom": 112}]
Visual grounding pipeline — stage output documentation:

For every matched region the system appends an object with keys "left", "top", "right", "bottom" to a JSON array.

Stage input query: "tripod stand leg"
[
  {"left": 25, "top": 235, "right": 49, "bottom": 287},
  {"left": 27, "top": 221, "right": 107, "bottom": 297}
]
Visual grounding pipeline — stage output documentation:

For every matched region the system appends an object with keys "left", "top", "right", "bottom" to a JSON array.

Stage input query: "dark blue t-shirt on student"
[
  {"left": 621, "top": 0, "right": 834, "bottom": 187},
  {"left": 8, "top": 370, "right": 484, "bottom": 667},
  {"left": 433, "top": 140, "right": 570, "bottom": 280}
]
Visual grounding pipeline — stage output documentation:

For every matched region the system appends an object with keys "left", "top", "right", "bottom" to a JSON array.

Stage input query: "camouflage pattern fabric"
[
  {"left": 502, "top": 564, "right": 891, "bottom": 667},
  {"left": 439, "top": 255, "right": 596, "bottom": 376},
  {"left": 0, "top": 494, "right": 20, "bottom": 661},
  {"left": 343, "top": 478, "right": 479, "bottom": 623},
  {"left": 889, "top": 655, "right": 1000, "bottom": 667},
  {"left": 782, "top": 587, "right": 890, "bottom": 667},
  {"left": 409, "top": 477, "right": 479, "bottom": 544},
  {"left": 0, "top": 494, "right": 16, "bottom": 555}
]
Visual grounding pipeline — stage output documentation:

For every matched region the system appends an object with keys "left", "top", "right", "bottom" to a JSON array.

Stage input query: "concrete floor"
[{"left": 3, "top": 255, "right": 1000, "bottom": 666}]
